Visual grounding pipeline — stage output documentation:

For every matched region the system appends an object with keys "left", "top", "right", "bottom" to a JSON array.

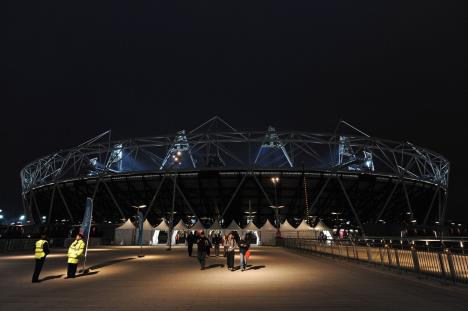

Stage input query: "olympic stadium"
[{"left": 20, "top": 117, "right": 449, "bottom": 236}]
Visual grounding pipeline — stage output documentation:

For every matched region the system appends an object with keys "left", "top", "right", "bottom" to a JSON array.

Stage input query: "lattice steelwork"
[{"left": 20, "top": 117, "right": 450, "bottom": 235}]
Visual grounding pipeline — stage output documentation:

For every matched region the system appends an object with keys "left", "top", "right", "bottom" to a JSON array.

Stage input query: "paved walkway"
[{"left": 1, "top": 246, "right": 467, "bottom": 310}]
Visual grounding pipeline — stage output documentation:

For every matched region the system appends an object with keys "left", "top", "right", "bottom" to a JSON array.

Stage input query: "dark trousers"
[
  {"left": 32, "top": 258, "right": 45, "bottom": 282},
  {"left": 227, "top": 251, "right": 235, "bottom": 269},
  {"left": 67, "top": 263, "right": 78, "bottom": 278},
  {"left": 197, "top": 251, "right": 207, "bottom": 268},
  {"left": 188, "top": 243, "right": 193, "bottom": 256},
  {"left": 214, "top": 245, "right": 220, "bottom": 256}
]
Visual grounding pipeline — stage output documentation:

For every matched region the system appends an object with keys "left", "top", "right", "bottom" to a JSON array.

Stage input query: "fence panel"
[{"left": 280, "top": 238, "right": 468, "bottom": 284}]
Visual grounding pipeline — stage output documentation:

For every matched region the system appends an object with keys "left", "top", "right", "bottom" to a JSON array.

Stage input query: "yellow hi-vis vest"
[
  {"left": 35, "top": 239, "right": 47, "bottom": 259},
  {"left": 67, "top": 239, "right": 85, "bottom": 264}
]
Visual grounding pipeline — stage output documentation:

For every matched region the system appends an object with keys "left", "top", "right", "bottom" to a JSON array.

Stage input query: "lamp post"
[
  {"left": 132, "top": 204, "right": 147, "bottom": 257},
  {"left": 168, "top": 151, "right": 182, "bottom": 251},
  {"left": 270, "top": 177, "right": 283, "bottom": 235}
]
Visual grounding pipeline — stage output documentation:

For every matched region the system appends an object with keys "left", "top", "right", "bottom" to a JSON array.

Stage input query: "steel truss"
[{"left": 21, "top": 117, "right": 449, "bottom": 230}]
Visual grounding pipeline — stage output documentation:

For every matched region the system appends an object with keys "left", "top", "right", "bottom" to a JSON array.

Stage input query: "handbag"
[{"left": 245, "top": 250, "right": 251, "bottom": 259}]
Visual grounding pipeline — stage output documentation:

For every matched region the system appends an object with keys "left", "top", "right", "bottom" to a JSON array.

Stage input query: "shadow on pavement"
[
  {"left": 248, "top": 265, "right": 266, "bottom": 271},
  {"left": 40, "top": 274, "right": 64, "bottom": 282},
  {"left": 205, "top": 264, "right": 225, "bottom": 269},
  {"left": 88, "top": 257, "right": 136, "bottom": 270},
  {"left": 75, "top": 271, "right": 99, "bottom": 278}
]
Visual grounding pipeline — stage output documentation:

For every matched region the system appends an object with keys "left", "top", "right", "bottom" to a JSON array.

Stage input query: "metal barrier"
[{"left": 279, "top": 238, "right": 468, "bottom": 284}]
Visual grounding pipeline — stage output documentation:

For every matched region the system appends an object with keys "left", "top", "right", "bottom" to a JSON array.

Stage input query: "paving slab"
[{"left": 1, "top": 246, "right": 467, "bottom": 310}]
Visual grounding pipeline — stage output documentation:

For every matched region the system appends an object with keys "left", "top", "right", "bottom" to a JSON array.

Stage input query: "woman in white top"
[{"left": 224, "top": 233, "right": 237, "bottom": 271}]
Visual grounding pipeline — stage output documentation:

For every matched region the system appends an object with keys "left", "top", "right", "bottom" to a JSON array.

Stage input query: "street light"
[
  {"left": 270, "top": 177, "right": 282, "bottom": 233},
  {"left": 168, "top": 153, "right": 182, "bottom": 251},
  {"left": 132, "top": 204, "right": 147, "bottom": 257}
]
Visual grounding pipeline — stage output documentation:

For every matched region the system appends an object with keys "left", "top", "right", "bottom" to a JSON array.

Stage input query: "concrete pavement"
[{"left": 1, "top": 246, "right": 467, "bottom": 310}]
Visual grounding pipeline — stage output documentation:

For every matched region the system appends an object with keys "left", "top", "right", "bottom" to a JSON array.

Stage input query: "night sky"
[{"left": 2, "top": 2, "right": 466, "bottom": 221}]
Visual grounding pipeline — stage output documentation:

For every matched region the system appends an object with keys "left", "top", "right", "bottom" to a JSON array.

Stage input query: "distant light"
[
  {"left": 19, "top": 215, "right": 25, "bottom": 221},
  {"left": 42, "top": 216, "right": 46, "bottom": 220},
  {"left": 0, "top": 209, "right": 2, "bottom": 213},
  {"left": 177, "top": 151, "right": 182, "bottom": 156},
  {"left": 411, "top": 219, "right": 417, "bottom": 223},
  {"left": 0, "top": 215, "right": 3, "bottom": 219}
]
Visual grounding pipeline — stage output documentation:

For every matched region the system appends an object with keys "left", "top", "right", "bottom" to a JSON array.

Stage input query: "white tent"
[
  {"left": 173, "top": 219, "right": 188, "bottom": 230},
  {"left": 224, "top": 220, "right": 242, "bottom": 233},
  {"left": 209, "top": 220, "right": 223, "bottom": 230},
  {"left": 140, "top": 220, "right": 153, "bottom": 245},
  {"left": 189, "top": 219, "right": 206, "bottom": 231},
  {"left": 152, "top": 219, "right": 169, "bottom": 245},
  {"left": 314, "top": 220, "right": 332, "bottom": 240},
  {"left": 208, "top": 220, "right": 223, "bottom": 237},
  {"left": 154, "top": 218, "right": 170, "bottom": 231},
  {"left": 171, "top": 219, "right": 188, "bottom": 245},
  {"left": 242, "top": 222, "right": 261, "bottom": 245},
  {"left": 296, "top": 219, "right": 313, "bottom": 230},
  {"left": 314, "top": 220, "right": 331, "bottom": 231},
  {"left": 243, "top": 221, "right": 260, "bottom": 231},
  {"left": 114, "top": 219, "right": 135, "bottom": 245},
  {"left": 259, "top": 220, "right": 277, "bottom": 246},
  {"left": 296, "top": 219, "right": 317, "bottom": 239},
  {"left": 280, "top": 219, "right": 297, "bottom": 238},
  {"left": 260, "top": 219, "right": 277, "bottom": 231}
]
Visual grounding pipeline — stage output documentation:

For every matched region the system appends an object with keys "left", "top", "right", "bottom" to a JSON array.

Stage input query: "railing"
[{"left": 278, "top": 238, "right": 468, "bottom": 284}]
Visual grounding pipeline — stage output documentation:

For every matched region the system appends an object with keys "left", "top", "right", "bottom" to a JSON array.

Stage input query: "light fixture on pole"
[
  {"left": 270, "top": 177, "right": 282, "bottom": 234},
  {"left": 168, "top": 152, "right": 182, "bottom": 251},
  {"left": 132, "top": 204, "right": 147, "bottom": 258}
]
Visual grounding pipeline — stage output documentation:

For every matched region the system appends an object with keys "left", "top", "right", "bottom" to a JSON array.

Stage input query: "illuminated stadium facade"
[{"left": 20, "top": 117, "right": 450, "bottom": 236}]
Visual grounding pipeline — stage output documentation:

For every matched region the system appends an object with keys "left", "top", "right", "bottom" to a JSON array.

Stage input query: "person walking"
[
  {"left": 66, "top": 233, "right": 86, "bottom": 278},
  {"left": 238, "top": 234, "right": 251, "bottom": 271},
  {"left": 196, "top": 231, "right": 210, "bottom": 270},
  {"left": 224, "top": 233, "right": 237, "bottom": 271},
  {"left": 32, "top": 233, "right": 50, "bottom": 283},
  {"left": 187, "top": 231, "right": 195, "bottom": 257}
]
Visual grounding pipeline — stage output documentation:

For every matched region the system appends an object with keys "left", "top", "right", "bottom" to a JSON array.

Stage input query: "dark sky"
[{"left": 2, "top": 2, "right": 466, "bottom": 221}]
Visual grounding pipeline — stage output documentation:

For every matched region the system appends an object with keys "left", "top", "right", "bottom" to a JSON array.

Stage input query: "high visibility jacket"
[
  {"left": 67, "top": 239, "right": 85, "bottom": 264},
  {"left": 35, "top": 239, "right": 48, "bottom": 259}
]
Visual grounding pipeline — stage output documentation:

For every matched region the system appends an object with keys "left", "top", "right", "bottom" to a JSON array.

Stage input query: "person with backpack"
[{"left": 196, "top": 231, "right": 210, "bottom": 270}]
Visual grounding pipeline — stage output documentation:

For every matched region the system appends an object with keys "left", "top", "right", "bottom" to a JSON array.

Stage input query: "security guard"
[
  {"left": 32, "top": 233, "right": 50, "bottom": 283},
  {"left": 66, "top": 233, "right": 86, "bottom": 278}
]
